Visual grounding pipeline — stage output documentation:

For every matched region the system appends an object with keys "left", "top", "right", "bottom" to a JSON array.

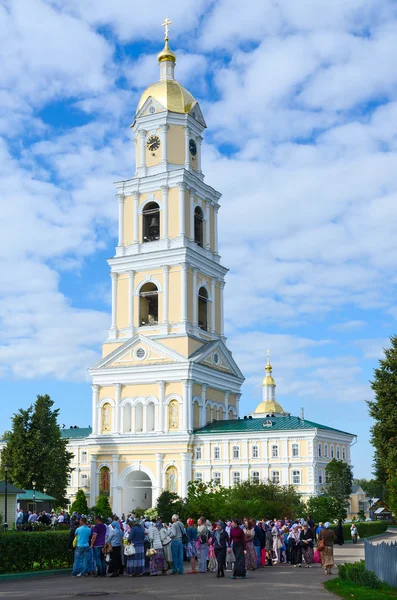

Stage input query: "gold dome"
[
  {"left": 157, "top": 39, "right": 176, "bottom": 63},
  {"left": 254, "top": 400, "right": 285, "bottom": 415},
  {"left": 137, "top": 79, "right": 196, "bottom": 115},
  {"left": 262, "top": 375, "right": 276, "bottom": 386}
]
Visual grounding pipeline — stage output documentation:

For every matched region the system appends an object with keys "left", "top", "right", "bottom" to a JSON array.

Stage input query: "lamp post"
[
  {"left": 32, "top": 480, "right": 36, "bottom": 514},
  {"left": 4, "top": 464, "right": 9, "bottom": 531},
  {"left": 43, "top": 488, "right": 47, "bottom": 514}
]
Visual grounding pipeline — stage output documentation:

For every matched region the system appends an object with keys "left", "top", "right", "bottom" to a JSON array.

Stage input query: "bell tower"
[{"left": 89, "top": 21, "right": 244, "bottom": 455}]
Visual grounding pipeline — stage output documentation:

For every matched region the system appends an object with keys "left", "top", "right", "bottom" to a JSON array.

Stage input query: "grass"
[{"left": 325, "top": 579, "right": 397, "bottom": 600}]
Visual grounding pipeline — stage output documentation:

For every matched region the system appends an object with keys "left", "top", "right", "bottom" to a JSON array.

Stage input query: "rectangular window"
[
  {"left": 213, "top": 472, "right": 221, "bottom": 485},
  {"left": 331, "top": 446, "right": 334, "bottom": 458},
  {"left": 214, "top": 447, "right": 220, "bottom": 459},
  {"left": 232, "top": 472, "right": 241, "bottom": 485},
  {"left": 336, "top": 447, "right": 340, "bottom": 459},
  {"left": 195, "top": 447, "right": 202, "bottom": 460},
  {"left": 194, "top": 472, "right": 203, "bottom": 482},
  {"left": 292, "top": 443, "right": 299, "bottom": 457},
  {"left": 81, "top": 451, "right": 88, "bottom": 464},
  {"left": 81, "top": 474, "right": 88, "bottom": 487},
  {"left": 324, "top": 444, "right": 328, "bottom": 458},
  {"left": 252, "top": 446, "right": 259, "bottom": 459},
  {"left": 232, "top": 446, "right": 240, "bottom": 459},
  {"left": 292, "top": 470, "right": 301, "bottom": 484},
  {"left": 318, "top": 444, "right": 322, "bottom": 457},
  {"left": 342, "top": 447, "right": 346, "bottom": 460},
  {"left": 271, "top": 445, "right": 278, "bottom": 458},
  {"left": 318, "top": 471, "right": 323, "bottom": 485},
  {"left": 271, "top": 471, "right": 280, "bottom": 484},
  {"left": 67, "top": 473, "right": 72, "bottom": 486},
  {"left": 250, "top": 471, "right": 260, "bottom": 484}
]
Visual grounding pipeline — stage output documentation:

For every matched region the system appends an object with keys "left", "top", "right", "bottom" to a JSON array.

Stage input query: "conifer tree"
[
  {"left": 0, "top": 395, "right": 73, "bottom": 505},
  {"left": 324, "top": 459, "right": 353, "bottom": 520},
  {"left": 71, "top": 489, "right": 89, "bottom": 515},
  {"left": 92, "top": 494, "right": 113, "bottom": 520}
]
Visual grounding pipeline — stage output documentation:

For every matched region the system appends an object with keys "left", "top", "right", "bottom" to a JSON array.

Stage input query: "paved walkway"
[{"left": 1, "top": 537, "right": 395, "bottom": 600}]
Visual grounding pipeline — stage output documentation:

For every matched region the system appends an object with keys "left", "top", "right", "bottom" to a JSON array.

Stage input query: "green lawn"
[{"left": 325, "top": 579, "right": 397, "bottom": 600}]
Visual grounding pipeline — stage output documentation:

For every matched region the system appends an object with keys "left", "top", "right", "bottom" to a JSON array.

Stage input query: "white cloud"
[{"left": 330, "top": 320, "right": 366, "bottom": 332}]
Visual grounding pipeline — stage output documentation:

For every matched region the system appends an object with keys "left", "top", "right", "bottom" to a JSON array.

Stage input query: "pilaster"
[
  {"left": 114, "top": 383, "right": 122, "bottom": 434},
  {"left": 117, "top": 193, "right": 125, "bottom": 248},
  {"left": 90, "top": 455, "right": 97, "bottom": 508},
  {"left": 110, "top": 273, "right": 118, "bottom": 339},
  {"left": 91, "top": 384, "right": 99, "bottom": 434},
  {"left": 181, "top": 452, "right": 192, "bottom": 498}
]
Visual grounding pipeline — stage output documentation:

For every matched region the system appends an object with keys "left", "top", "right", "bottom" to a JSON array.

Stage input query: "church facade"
[{"left": 60, "top": 30, "right": 355, "bottom": 516}]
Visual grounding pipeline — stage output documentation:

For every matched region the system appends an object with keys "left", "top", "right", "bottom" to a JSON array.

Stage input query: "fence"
[{"left": 365, "top": 539, "right": 397, "bottom": 588}]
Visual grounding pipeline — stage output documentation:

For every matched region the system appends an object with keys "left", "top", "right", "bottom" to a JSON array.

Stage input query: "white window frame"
[
  {"left": 195, "top": 447, "right": 202, "bottom": 460},
  {"left": 232, "top": 445, "right": 240, "bottom": 459},
  {"left": 81, "top": 451, "right": 88, "bottom": 464},
  {"left": 232, "top": 471, "right": 241, "bottom": 485},
  {"left": 213, "top": 472, "right": 221, "bottom": 485},
  {"left": 318, "top": 443, "right": 322, "bottom": 457},
  {"left": 271, "top": 445, "right": 279, "bottom": 458},
  {"left": 194, "top": 472, "right": 203, "bottom": 482},
  {"left": 271, "top": 470, "right": 280, "bottom": 484},
  {"left": 292, "top": 443, "right": 299, "bottom": 457},
  {"left": 318, "top": 471, "right": 323, "bottom": 485},
  {"left": 250, "top": 471, "right": 260, "bottom": 484},
  {"left": 336, "top": 446, "right": 340, "bottom": 459},
  {"left": 342, "top": 447, "right": 346, "bottom": 460},
  {"left": 331, "top": 445, "right": 334, "bottom": 458},
  {"left": 324, "top": 444, "right": 328, "bottom": 458},
  {"left": 67, "top": 473, "right": 72, "bottom": 486},
  {"left": 292, "top": 470, "right": 301, "bottom": 485},
  {"left": 252, "top": 445, "right": 259, "bottom": 459},
  {"left": 80, "top": 473, "right": 89, "bottom": 487},
  {"left": 214, "top": 446, "right": 221, "bottom": 460}
]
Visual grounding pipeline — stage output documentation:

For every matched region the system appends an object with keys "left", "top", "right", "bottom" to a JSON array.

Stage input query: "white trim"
[
  {"left": 135, "top": 277, "right": 163, "bottom": 295},
  {"left": 139, "top": 196, "right": 163, "bottom": 214}
]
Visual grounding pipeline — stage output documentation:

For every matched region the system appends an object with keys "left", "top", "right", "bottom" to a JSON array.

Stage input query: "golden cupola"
[
  {"left": 136, "top": 18, "right": 196, "bottom": 115},
  {"left": 252, "top": 351, "right": 285, "bottom": 416}
]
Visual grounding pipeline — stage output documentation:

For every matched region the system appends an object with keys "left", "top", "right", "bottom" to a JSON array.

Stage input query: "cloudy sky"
[{"left": 1, "top": 0, "right": 396, "bottom": 477}]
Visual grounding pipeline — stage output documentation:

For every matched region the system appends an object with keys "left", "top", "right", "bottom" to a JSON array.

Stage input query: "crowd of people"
[
  {"left": 16, "top": 509, "right": 70, "bottom": 529},
  {"left": 69, "top": 512, "right": 345, "bottom": 579}
]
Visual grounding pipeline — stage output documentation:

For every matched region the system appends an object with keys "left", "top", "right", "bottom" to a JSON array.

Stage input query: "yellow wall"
[
  {"left": 116, "top": 275, "right": 129, "bottom": 329},
  {"left": 165, "top": 382, "right": 183, "bottom": 396},
  {"left": 99, "top": 386, "right": 114, "bottom": 400},
  {"left": 102, "top": 342, "right": 123, "bottom": 358},
  {"left": 167, "top": 125, "right": 185, "bottom": 165},
  {"left": 210, "top": 204, "right": 215, "bottom": 250},
  {"left": 145, "top": 128, "right": 162, "bottom": 167},
  {"left": 193, "top": 384, "right": 202, "bottom": 398},
  {"left": 168, "top": 268, "right": 181, "bottom": 324},
  {"left": 187, "top": 269, "right": 193, "bottom": 323},
  {"left": 207, "top": 388, "right": 224, "bottom": 404},
  {"left": 122, "top": 383, "right": 159, "bottom": 398},
  {"left": 168, "top": 187, "right": 179, "bottom": 239},
  {"left": 123, "top": 195, "right": 134, "bottom": 246}
]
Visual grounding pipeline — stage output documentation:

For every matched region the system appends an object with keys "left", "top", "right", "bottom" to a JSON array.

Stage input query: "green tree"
[
  {"left": 184, "top": 480, "right": 228, "bottom": 522},
  {"left": 92, "top": 494, "right": 113, "bottom": 520},
  {"left": 324, "top": 459, "right": 353, "bottom": 520},
  {"left": 0, "top": 395, "right": 73, "bottom": 505},
  {"left": 367, "top": 336, "right": 397, "bottom": 485},
  {"left": 70, "top": 489, "right": 89, "bottom": 515},
  {"left": 358, "top": 509, "right": 366, "bottom": 521},
  {"left": 155, "top": 491, "right": 183, "bottom": 523},
  {"left": 306, "top": 495, "right": 339, "bottom": 523},
  {"left": 354, "top": 478, "right": 385, "bottom": 499}
]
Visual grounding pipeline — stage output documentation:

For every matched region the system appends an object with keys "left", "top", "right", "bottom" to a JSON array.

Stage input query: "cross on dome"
[{"left": 161, "top": 17, "right": 172, "bottom": 40}]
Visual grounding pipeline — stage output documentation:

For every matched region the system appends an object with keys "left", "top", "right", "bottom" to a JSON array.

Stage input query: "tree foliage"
[
  {"left": 306, "top": 495, "right": 340, "bottom": 523},
  {"left": 70, "top": 489, "right": 89, "bottom": 515},
  {"left": 92, "top": 494, "right": 113, "bottom": 520},
  {"left": 0, "top": 395, "right": 73, "bottom": 505},
  {"left": 324, "top": 459, "right": 353, "bottom": 519},
  {"left": 367, "top": 336, "right": 397, "bottom": 485},
  {"left": 155, "top": 490, "right": 184, "bottom": 523},
  {"left": 353, "top": 478, "right": 385, "bottom": 500}
]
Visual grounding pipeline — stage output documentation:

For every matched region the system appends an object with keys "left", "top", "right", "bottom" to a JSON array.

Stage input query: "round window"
[
  {"left": 213, "top": 352, "right": 220, "bottom": 365},
  {"left": 135, "top": 347, "right": 146, "bottom": 360},
  {"left": 149, "top": 106, "right": 156, "bottom": 114},
  {"left": 263, "top": 419, "right": 273, "bottom": 428}
]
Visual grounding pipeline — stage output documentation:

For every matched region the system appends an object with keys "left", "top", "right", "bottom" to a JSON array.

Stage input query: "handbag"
[
  {"left": 124, "top": 543, "right": 136, "bottom": 556},
  {"left": 162, "top": 535, "right": 172, "bottom": 546},
  {"left": 317, "top": 538, "right": 325, "bottom": 552},
  {"left": 179, "top": 522, "right": 188, "bottom": 545},
  {"left": 146, "top": 547, "right": 157, "bottom": 557},
  {"left": 73, "top": 535, "right": 77, "bottom": 548}
]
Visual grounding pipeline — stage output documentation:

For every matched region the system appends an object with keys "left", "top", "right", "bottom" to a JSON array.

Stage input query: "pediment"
[
  {"left": 136, "top": 96, "right": 166, "bottom": 119},
  {"left": 91, "top": 335, "right": 185, "bottom": 371},
  {"left": 189, "top": 102, "right": 207, "bottom": 128},
  {"left": 189, "top": 340, "right": 244, "bottom": 380}
]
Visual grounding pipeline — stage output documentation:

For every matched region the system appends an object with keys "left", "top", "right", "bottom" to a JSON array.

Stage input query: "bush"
[
  {"left": 70, "top": 489, "right": 89, "bottom": 515},
  {"left": 338, "top": 560, "right": 381, "bottom": 589},
  {"left": 91, "top": 494, "right": 113, "bottom": 520},
  {"left": 333, "top": 521, "right": 389, "bottom": 540},
  {"left": 0, "top": 531, "right": 71, "bottom": 573}
]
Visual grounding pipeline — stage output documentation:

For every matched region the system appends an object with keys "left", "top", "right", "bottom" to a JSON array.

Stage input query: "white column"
[
  {"left": 143, "top": 405, "right": 147, "bottom": 434},
  {"left": 181, "top": 452, "right": 192, "bottom": 498},
  {"left": 214, "top": 204, "right": 219, "bottom": 254},
  {"left": 224, "top": 391, "right": 229, "bottom": 421},
  {"left": 219, "top": 280, "right": 225, "bottom": 337},
  {"left": 158, "top": 381, "right": 165, "bottom": 433},
  {"left": 187, "top": 380, "right": 193, "bottom": 432},
  {"left": 114, "top": 383, "right": 122, "bottom": 434},
  {"left": 236, "top": 393, "right": 241, "bottom": 417},
  {"left": 192, "top": 268, "right": 198, "bottom": 326},
  {"left": 180, "top": 262, "right": 188, "bottom": 323},
  {"left": 184, "top": 127, "right": 190, "bottom": 170},
  {"left": 133, "top": 192, "right": 139, "bottom": 243},
  {"left": 117, "top": 193, "right": 124, "bottom": 247},
  {"left": 155, "top": 453, "right": 164, "bottom": 504},
  {"left": 161, "top": 186, "right": 168, "bottom": 240},
  {"left": 128, "top": 270, "right": 134, "bottom": 331},
  {"left": 242, "top": 440, "right": 249, "bottom": 460},
  {"left": 91, "top": 384, "right": 99, "bottom": 434},
  {"left": 131, "top": 405, "right": 136, "bottom": 434},
  {"left": 90, "top": 455, "right": 97, "bottom": 507},
  {"left": 197, "top": 136, "right": 202, "bottom": 173},
  {"left": 211, "top": 278, "right": 216, "bottom": 333},
  {"left": 201, "top": 384, "right": 207, "bottom": 427},
  {"left": 178, "top": 182, "right": 186, "bottom": 238},
  {"left": 162, "top": 265, "right": 169, "bottom": 325},
  {"left": 139, "top": 129, "right": 147, "bottom": 173},
  {"left": 110, "top": 273, "right": 117, "bottom": 335},
  {"left": 205, "top": 199, "right": 211, "bottom": 250},
  {"left": 189, "top": 189, "right": 195, "bottom": 241},
  {"left": 182, "top": 379, "right": 190, "bottom": 431},
  {"left": 160, "top": 125, "right": 168, "bottom": 164}
]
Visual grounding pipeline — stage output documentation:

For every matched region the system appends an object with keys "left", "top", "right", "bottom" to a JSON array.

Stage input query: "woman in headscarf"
[
  {"left": 159, "top": 522, "right": 173, "bottom": 570},
  {"left": 229, "top": 518, "right": 247, "bottom": 579},
  {"left": 243, "top": 519, "right": 257, "bottom": 571},
  {"left": 197, "top": 517, "right": 209, "bottom": 573},
  {"left": 299, "top": 522, "right": 314, "bottom": 567},
  {"left": 289, "top": 524, "right": 302, "bottom": 567},
  {"left": 126, "top": 519, "right": 145, "bottom": 577},
  {"left": 271, "top": 521, "right": 281, "bottom": 563},
  {"left": 147, "top": 520, "right": 167, "bottom": 575},
  {"left": 212, "top": 521, "right": 229, "bottom": 578},
  {"left": 106, "top": 521, "right": 123, "bottom": 577},
  {"left": 336, "top": 519, "right": 344, "bottom": 545},
  {"left": 318, "top": 522, "right": 337, "bottom": 575},
  {"left": 186, "top": 518, "right": 198, "bottom": 574}
]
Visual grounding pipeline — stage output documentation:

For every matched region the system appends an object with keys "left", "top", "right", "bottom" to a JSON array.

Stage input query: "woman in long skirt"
[
  {"left": 289, "top": 524, "right": 302, "bottom": 567},
  {"left": 186, "top": 519, "right": 198, "bottom": 574},
  {"left": 159, "top": 524, "right": 172, "bottom": 569},
  {"left": 299, "top": 523, "right": 314, "bottom": 567},
  {"left": 229, "top": 519, "right": 246, "bottom": 579},
  {"left": 319, "top": 522, "right": 337, "bottom": 575},
  {"left": 197, "top": 517, "right": 209, "bottom": 573},
  {"left": 243, "top": 519, "right": 257, "bottom": 570},
  {"left": 148, "top": 522, "right": 168, "bottom": 575},
  {"left": 126, "top": 521, "right": 145, "bottom": 576}
]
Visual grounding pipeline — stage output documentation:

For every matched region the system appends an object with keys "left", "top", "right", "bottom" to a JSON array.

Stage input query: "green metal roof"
[
  {"left": 17, "top": 490, "right": 56, "bottom": 501},
  {"left": 194, "top": 415, "right": 354, "bottom": 436},
  {"left": 0, "top": 482, "right": 25, "bottom": 494},
  {"left": 61, "top": 427, "right": 92, "bottom": 439}
]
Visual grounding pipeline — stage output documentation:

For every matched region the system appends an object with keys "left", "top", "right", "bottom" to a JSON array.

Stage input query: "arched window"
[
  {"left": 143, "top": 202, "right": 160, "bottom": 242},
  {"left": 232, "top": 445, "right": 240, "bottom": 459},
  {"left": 147, "top": 402, "right": 155, "bottom": 432},
  {"left": 101, "top": 402, "right": 112, "bottom": 433},
  {"left": 139, "top": 282, "right": 158, "bottom": 326},
  {"left": 228, "top": 409, "right": 235, "bottom": 421},
  {"left": 168, "top": 400, "right": 179, "bottom": 430},
  {"left": 193, "top": 402, "right": 200, "bottom": 429},
  {"left": 198, "top": 286, "right": 208, "bottom": 331},
  {"left": 194, "top": 206, "right": 204, "bottom": 247},
  {"left": 206, "top": 404, "right": 211, "bottom": 424},
  {"left": 123, "top": 403, "right": 132, "bottom": 433},
  {"left": 136, "top": 403, "right": 143, "bottom": 432},
  {"left": 99, "top": 466, "right": 110, "bottom": 496}
]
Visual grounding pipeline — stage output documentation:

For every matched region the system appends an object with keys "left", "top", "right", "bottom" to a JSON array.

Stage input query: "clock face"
[
  {"left": 189, "top": 138, "right": 197, "bottom": 157},
  {"left": 147, "top": 135, "right": 161, "bottom": 152}
]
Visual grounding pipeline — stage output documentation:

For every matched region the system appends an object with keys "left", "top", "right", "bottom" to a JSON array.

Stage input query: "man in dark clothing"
[
  {"left": 38, "top": 511, "right": 50, "bottom": 525},
  {"left": 307, "top": 515, "right": 315, "bottom": 532},
  {"left": 253, "top": 521, "right": 264, "bottom": 568},
  {"left": 91, "top": 515, "right": 107, "bottom": 577}
]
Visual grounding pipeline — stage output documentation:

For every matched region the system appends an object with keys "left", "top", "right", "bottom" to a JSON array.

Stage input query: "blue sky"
[{"left": 1, "top": 0, "right": 397, "bottom": 478}]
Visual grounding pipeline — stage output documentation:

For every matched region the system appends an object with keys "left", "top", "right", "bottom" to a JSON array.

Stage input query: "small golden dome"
[
  {"left": 137, "top": 79, "right": 196, "bottom": 115},
  {"left": 158, "top": 39, "right": 176, "bottom": 63},
  {"left": 254, "top": 400, "right": 285, "bottom": 415},
  {"left": 262, "top": 375, "right": 276, "bottom": 386}
]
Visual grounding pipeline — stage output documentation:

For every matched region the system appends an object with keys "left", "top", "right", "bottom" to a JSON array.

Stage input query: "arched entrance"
[{"left": 122, "top": 470, "right": 153, "bottom": 514}]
